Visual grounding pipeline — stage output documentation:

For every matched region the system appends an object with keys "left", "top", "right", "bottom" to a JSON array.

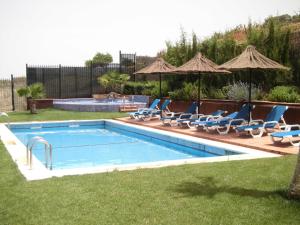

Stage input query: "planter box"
[{"left": 27, "top": 99, "right": 53, "bottom": 110}]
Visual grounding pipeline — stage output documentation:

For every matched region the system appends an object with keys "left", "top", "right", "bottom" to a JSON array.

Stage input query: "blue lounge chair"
[
  {"left": 203, "top": 103, "right": 254, "bottom": 135},
  {"left": 161, "top": 102, "right": 198, "bottom": 126},
  {"left": 235, "top": 105, "right": 288, "bottom": 138},
  {"left": 192, "top": 111, "right": 238, "bottom": 130},
  {"left": 137, "top": 99, "right": 171, "bottom": 121},
  {"left": 271, "top": 125, "right": 300, "bottom": 147},
  {"left": 154, "top": 99, "right": 172, "bottom": 116},
  {"left": 177, "top": 109, "right": 227, "bottom": 128},
  {"left": 129, "top": 99, "right": 160, "bottom": 119}
]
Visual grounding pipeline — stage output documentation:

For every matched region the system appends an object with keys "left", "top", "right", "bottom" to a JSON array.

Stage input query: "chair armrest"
[
  {"left": 228, "top": 118, "right": 246, "bottom": 126},
  {"left": 280, "top": 124, "right": 300, "bottom": 131},
  {"left": 262, "top": 120, "right": 279, "bottom": 128},
  {"left": 249, "top": 119, "right": 264, "bottom": 125},
  {"left": 179, "top": 113, "right": 192, "bottom": 119},
  {"left": 199, "top": 115, "right": 222, "bottom": 122}
]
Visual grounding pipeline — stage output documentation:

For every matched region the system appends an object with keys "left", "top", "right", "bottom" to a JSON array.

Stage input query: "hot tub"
[{"left": 53, "top": 96, "right": 148, "bottom": 112}]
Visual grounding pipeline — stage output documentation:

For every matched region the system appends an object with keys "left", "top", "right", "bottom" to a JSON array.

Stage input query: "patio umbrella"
[
  {"left": 134, "top": 57, "right": 176, "bottom": 99},
  {"left": 172, "top": 52, "right": 231, "bottom": 113},
  {"left": 218, "top": 45, "right": 289, "bottom": 121}
]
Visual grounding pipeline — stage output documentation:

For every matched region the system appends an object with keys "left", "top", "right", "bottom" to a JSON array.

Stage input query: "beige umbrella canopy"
[
  {"left": 219, "top": 45, "right": 289, "bottom": 121},
  {"left": 173, "top": 52, "right": 231, "bottom": 74},
  {"left": 134, "top": 57, "right": 176, "bottom": 98},
  {"left": 219, "top": 45, "right": 289, "bottom": 70},
  {"left": 172, "top": 52, "right": 231, "bottom": 111},
  {"left": 134, "top": 57, "right": 176, "bottom": 75}
]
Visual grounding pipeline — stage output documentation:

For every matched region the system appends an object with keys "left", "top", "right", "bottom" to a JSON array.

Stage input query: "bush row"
[{"left": 123, "top": 81, "right": 300, "bottom": 103}]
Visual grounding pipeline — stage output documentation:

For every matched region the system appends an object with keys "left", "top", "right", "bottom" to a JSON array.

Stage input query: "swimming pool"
[{"left": 0, "top": 120, "right": 278, "bottom": 180}]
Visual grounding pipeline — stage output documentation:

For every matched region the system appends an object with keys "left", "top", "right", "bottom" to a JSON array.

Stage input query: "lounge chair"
[
  {"left": 177, "top": 109, "right": 227, "bottom": 128},
  {"left": 203, "top": 103, "right": 254, "bottom": 135},
  {"left": 271, "top": 124, "right": 300, "bottom": 146},
  {"left": 192, "top": 111, "right": 238, "bottom": 130},
  {"left": 235, "top": 105, "right": 288, "bottom": 138},
  {"left": 137, "top": 99, "right": 171, "bottom": 121},
  {"left": 129, "top": 99, "right": 160, "bottom": 119},
  {"left": 160, "top": 102, "right": 198, "bottom": 126}
]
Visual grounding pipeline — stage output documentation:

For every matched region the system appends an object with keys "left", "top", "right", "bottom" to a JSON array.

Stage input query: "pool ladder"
[
  {"left": 26, "top": 136, "right": 53, "bottom": 170},
  {"left": 0, "top": 112, "right": 10, "bottom": 128}
]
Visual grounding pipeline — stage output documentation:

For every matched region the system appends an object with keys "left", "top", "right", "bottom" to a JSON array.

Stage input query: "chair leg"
[
  {"left": 271, "top": 136, "right": 284, "bottom": 144},
  {"left": 249, "top": 129, "right": 264, "bottom": 138},
  {"left": 288, "top": 137, "right": 300, "bottom": 147},
  {"left": 216, "top": 125, "right": 230, "bottom": 135}
]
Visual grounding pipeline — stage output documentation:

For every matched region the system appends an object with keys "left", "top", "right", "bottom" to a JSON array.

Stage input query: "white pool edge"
[{"left": 0, "top": 119, "right": 280, "bottom": 181}]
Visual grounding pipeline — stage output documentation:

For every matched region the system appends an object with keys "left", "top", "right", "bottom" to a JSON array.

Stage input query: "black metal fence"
[
  {"left": 0, "top": 75, "right": 27, "bottom": 112},
  {"left": 27, "top": 52, "right": 136, "bottom": 98}
]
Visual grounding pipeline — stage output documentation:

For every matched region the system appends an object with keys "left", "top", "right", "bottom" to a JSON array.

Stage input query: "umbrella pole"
[
  {"left": 248, "top": 69, "right": 252, "bottom": 123},
  {"left": 159, "top": 73, "right": 162, "bottom": 116},
  {"left": 159, "top": 73, "right": 162, "bottom": 99},
  {"left": 198, "top": 73, "right": 201, "bottom": 114}
]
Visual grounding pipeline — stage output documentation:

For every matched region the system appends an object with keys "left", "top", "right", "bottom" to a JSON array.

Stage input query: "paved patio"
[{"left": 117, "top": 117, "right": 299, "bottom": 155}]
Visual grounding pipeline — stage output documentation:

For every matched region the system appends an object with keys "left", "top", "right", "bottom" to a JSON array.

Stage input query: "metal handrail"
[
  {"left": 0, "top": 112, "right": 10, "bottom": 128},
  {"left": 26, "top": 136, "right": 52, "bottom": 170}
]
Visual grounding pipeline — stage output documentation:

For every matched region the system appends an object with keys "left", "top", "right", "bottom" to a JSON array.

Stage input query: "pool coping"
[{"left": 0, "top": 119, "right": 279, "bottom": 181}]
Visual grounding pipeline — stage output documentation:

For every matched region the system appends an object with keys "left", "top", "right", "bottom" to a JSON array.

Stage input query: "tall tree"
[
  {"left": 289, "top": 151, "right": 300, "bottom": 199},
  {"left": 265, "top": 19, "right": 275, "bottom": 58},
  {"left": 85, "top": 52, "right": 113, "bottom": 67}
]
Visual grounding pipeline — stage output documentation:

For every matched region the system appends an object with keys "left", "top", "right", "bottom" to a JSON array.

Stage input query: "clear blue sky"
[{"left": 0, "top": 0, "right": 299, "bottom": 78}]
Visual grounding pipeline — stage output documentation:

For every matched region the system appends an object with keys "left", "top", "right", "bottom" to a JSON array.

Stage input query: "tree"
[
  {"left": 98, "top": 71, "right": 130, "bottom": 94},
  {"left": 288, "top": 150, "right": 300, "bottom": 199},
  {"left": 17, "top": 83, "right": 45, "bottom": 114},
  {"left": 85, "top": 52, "right": 113, "bottom": 67}
]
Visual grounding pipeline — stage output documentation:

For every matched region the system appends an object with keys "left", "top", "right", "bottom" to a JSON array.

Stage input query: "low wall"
[
  {"left": 168, "top": 99, "right": 300, "bottom": 124},
  {"left": 27, "top": 99, "right": 53, "bottom": 110}
]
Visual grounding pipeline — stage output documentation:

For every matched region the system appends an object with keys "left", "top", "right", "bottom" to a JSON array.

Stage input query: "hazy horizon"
[{"left": 0, "top": 0, "right": 300, "bottom": 78}]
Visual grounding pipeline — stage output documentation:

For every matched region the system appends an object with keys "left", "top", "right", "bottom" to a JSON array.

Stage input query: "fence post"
[
  {"left": 119, "top": 51, "right": 122, "bottom": 73},
  {"left": 11, "top": 74, "right": 15, "bottom": 111},
  {"left": 26, "top": 64, "right": 29, "bottom": 85},
  {"left": 90, "top": 63, "right": 93, "bottom": 96},
  {"left": 74, "top": 67, "right": 78, "bottom": 98},
  {"left": 59, "top": 64, "right": 62, "bottom": 98}
]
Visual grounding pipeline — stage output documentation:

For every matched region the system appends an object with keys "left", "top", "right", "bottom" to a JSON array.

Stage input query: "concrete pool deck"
[{"left": 117, "top": 117, "right": 299, "bottom": 155}]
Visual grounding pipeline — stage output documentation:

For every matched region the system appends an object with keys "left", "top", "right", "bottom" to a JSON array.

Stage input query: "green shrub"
[
  {"left": 168, "top": 82, "right": 206, "bottom": 101},
  {"left": 267, "top": 86, "right": 300, "bottom": 103},
  {"left": 143, "top": 81, "right": 169, "bottom": 98},
  {"left": 225, "top": 81, "right": 261, "bottom": 101},
  {"left": 98, "top": 71, "right": 130, "bottom": 94},
  {"left": 206, "top": 88, "right": 226, "bottom": 99},
  {"left": 123, "top": 82, "right": 151, "bottom": 95}
]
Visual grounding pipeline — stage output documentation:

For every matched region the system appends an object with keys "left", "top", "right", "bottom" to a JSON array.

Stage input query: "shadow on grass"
[{"left": 172, "top": 176, "right": 287, "bottom": 199}]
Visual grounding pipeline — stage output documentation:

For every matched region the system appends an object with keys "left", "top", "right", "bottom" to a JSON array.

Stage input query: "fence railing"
[
  {"left": 27, "top": 52, "right": 136, "bottom": 99},
  {"left": 0, "top": 75, "right": 27, "bottom": 112}
]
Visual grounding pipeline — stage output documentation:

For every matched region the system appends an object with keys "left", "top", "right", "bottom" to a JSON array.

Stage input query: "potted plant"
[{"left": 17, "top": 83, "right": 45, "bottom": 114}]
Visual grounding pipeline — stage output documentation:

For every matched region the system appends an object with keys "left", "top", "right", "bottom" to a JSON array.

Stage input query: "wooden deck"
[{"left": 116, "top": 117, "right": 299, "bottom": 155}]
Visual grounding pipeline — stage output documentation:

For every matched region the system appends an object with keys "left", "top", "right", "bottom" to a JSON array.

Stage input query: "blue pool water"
[{"left": 10, "top": 121, "right": 239, "bottom": 170}]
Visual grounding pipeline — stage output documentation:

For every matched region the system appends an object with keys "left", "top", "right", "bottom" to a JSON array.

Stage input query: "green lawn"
[
  {"left": 1, "top": 110, "right": 300, "bottom": 225},
  {"left": 0, "top": 108, "right": 127, "bottom": 122}
]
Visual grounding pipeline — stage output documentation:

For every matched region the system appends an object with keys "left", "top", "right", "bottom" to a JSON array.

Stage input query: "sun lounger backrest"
[
  {"left": 149, "top": 99, "right": 160, "bottom": 109},
  {"left": 186, "top": 102, "right": 197, "bottom": 114},
  {"left": 235, "top": 103, "right": 253, "bottom": 120},
  {"left": 211, "top": 110, "right": 225, "bottom": 116},
  {"left": 160, "top": 99, "right": 171, "bottom": 110},
  {"left": 265, "top": 105, "right": 288, "bottom": 122}
]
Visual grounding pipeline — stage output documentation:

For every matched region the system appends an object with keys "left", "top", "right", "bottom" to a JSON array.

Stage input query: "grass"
[
  {"left": 1, "top": 109, "right": 300, "bottom": 224},
  {"left": 0, "top": 108, "right": 127, "bottom": 122}
]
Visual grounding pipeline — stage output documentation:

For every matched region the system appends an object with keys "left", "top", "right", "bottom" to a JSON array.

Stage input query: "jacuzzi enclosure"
[{"left": 53, "top": 95, "right": 149, "bottom": 112}]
